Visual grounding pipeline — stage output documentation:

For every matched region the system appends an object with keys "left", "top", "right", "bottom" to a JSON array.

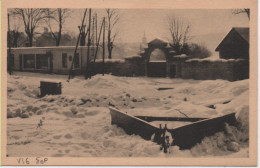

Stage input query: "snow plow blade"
[
  {"left": 110, "top": 107, "right": 159, "bottom": 140},
  {"left": 109, "top": 107, "right": 237, "bottom": 150}
]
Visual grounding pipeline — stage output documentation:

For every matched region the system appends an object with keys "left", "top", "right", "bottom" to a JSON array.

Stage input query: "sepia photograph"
[{"left": 1, "top": 0, "right": 258, "bottom": 166}]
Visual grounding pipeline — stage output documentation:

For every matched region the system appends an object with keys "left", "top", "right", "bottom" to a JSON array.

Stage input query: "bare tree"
[
  {"left": 11, "top": 8, "right": 49, "bottom": 47},
  {"left": 105, "top": 9, "right": 119, "bottom": 59},
  {"left": 45, "top": 9, "right": 71, "bottom": 46},
  {"left": 79, "top": 25, "right": 88, "bottom": 46},
  {"left": 233, "top": 9, "right": 250, "bottom": 19},
  {"left": 7, "top": 15, "right": 22, "bottom": 48},
  {"left": 167, "top": 16, "right": 191, "bottom": 54},
  {"left": 77, "top": 9, "right": 89, "bottom": 46}
]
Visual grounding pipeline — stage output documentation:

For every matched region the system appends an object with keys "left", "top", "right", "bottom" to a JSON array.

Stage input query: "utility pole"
[
  {"left": 78, "top": 25, "right": 87, "bottom": 46},
  {"left": 102, "top": 18, "right": 105, "bottom": 76},
  {"left": 95, "top": 13, "right": 98, "bottom": 46},
  {"left": 92, "top": 16, "right": 95, "bottom": 46},
  {"left": 68, "top": 8, "right": 88, "bottom": 82},
  {"left": 92, "top": 17, "right": 105, "bottom": 76},
  {"left": 93, "top": 18, "right": 104, "bottom": 63},
  {"left": 7, "top": 13, "right": 12, "bottom": 75},
  {"left": 85, "top": 8, "right": 92, "bottom": 79},
  {"left": 92, "top": 15, "right": 95, "bottom": 63}
]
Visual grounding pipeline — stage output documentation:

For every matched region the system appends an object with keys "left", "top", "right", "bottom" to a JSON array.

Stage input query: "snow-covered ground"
[{"left": 7, "top": 72, "right": 249, "bottom": 157}]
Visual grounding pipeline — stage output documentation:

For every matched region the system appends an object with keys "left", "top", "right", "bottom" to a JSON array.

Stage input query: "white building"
[{"left": 9, "top": 46, "right": 100, "bottom": 74}]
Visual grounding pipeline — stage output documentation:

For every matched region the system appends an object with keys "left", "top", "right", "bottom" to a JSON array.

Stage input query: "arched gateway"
[{"left": 140, "top": 38, "right": 177, "bottom": 77}]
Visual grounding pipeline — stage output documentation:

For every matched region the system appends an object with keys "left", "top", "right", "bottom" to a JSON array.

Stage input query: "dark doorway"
[
  {"left": 19, "top": 54, "right": 23, "bottom": 71},
  {"left": 147, "top": 62, "right": 166, "bottom": 77},
  {"left": 46, "top": 51, "right": 53, "bottom": 73},
  {"left": 169, "top": 64, "right": 176, "bottom": 78}
]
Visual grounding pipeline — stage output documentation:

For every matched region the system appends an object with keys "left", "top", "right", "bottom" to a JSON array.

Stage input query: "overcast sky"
[
  {"left": 10, "top": 9, "right": 249, "bottom": 43},
  {"left": 67, "top": 9, "right": 249, "bottom": 43}
]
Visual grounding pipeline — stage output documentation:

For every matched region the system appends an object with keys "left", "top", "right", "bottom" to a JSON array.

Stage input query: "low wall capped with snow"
[
  {"left": 92, "top": 58, "right": 145, "bottom": 77},
  {"left": 181, "top": 58, "right": 249, "bottom": 81},
  {"left": 95, "top": 59, "right": 125, "bottom": 63},
  {"left": 186, "top": 58, "right": 247, "bottom": 63},
  {"left": 124, "top": 55, "right": 142, "bottom": 60}
]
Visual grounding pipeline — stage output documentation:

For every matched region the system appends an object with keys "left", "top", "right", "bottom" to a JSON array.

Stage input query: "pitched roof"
[
  {"left": 148, "top": 38, "right": 168, "bottom": 45},
  {"left": 234, "top": 27, "right": 249, "bottom": 43},
  {"left": 215, "top": 27, "right": 249, "bottom": 51}
]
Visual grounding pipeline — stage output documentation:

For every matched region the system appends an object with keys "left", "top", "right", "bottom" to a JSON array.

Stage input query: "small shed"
[{"left": 215, "top": 27, "right": 249, "bottom": 60}]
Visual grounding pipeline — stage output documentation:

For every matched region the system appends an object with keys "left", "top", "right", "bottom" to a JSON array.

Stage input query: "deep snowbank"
[{"left": 7, "top": 72, "right": 249, "bottom": 157}]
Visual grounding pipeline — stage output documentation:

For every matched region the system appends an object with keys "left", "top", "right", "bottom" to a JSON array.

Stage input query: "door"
[
  {"left": 19, "top": 54, "right": 23, "bottom": 71},
  {"left": 147, "top": 61, "right": 167, "bottom": 77},
  {"left": 46, "top": 51, "right": 53, "bottom": 73},
  {"left": 169, "top": 64, "right": 176, "bottom": 78}
]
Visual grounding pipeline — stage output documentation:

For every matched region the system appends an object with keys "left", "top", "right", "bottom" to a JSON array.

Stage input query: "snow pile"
[
  {"left": 186, "top": 57, "right": 247, "bottom": 63},
  {"left": 215, "top": 90, "right": 249, "bottom": 142},
  {"left": 7, "top": 107, "right": 163, "bottom": 157},
  {"left": 95, "top": 59, "right": 125, "bottom": 63},
  {"left": 124, "top": 55, "right": 142, "bottom": 59},
  {"left": 173, "top": 54, "right": 188, "bottom": 58},
  {"left": 6, "top": 72, "right": 249, "bottom": 157}
]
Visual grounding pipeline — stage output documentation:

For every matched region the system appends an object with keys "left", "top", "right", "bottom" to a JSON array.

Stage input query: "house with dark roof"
[{"left": 215, "top": 27, "right": 249, "bottom": 60}]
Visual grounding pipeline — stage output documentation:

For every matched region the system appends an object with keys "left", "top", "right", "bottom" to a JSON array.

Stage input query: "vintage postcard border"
[{"left": 1, "top": 0, "right": 258, "bottom": 166}]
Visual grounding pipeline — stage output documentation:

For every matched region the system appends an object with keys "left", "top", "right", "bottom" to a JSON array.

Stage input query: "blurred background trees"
[{"left": 167, "top": 15, "right": 211, "bottom": 59}]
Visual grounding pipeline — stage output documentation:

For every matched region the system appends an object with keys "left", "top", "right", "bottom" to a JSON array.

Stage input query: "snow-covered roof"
[
  {"left": 234, "top": 27, "right": 249, "bottom": 43},
  {"left": 215, "top": 27, "right": 249, "bottom": 51},
  {"left": 148, "top": 38, "right": 168, "bottom": 45},
  {"left": 10, "top": 46, "right": 97, "bottom": 50},
  {"left": 95, "top": 59, "right": 125, "bottom": 63}
]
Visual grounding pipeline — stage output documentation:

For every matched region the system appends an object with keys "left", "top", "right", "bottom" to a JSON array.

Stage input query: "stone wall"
[
  {"left": 92, "top": 56, "right": 145, "bottom": 77},
  {"left": 181, "top": 59, "right": 249, "bottom": 81}
]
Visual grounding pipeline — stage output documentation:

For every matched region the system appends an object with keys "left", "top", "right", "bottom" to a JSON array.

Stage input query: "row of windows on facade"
[{"left": 9, "top": 53, "right": 80, "bottom": 69}]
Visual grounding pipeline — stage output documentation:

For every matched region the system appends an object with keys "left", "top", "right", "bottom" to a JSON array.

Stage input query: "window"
[
  {"left": 62, "top": 53, "right": 67, "bottom": 68},
  {"left": 36, "top": 54, "right": 48, "bottom": 69},
  {"left": 74, "top": 53, "right": 80, "bottom": 68},
  {"left": 9, "top": 54, "right": 14, "bottom": 67},
  {"left": 23, "top": 54, "right": 35, "bottom": 69}
]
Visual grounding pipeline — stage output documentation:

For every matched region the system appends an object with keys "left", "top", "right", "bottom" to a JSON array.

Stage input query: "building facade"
[
  {"left": 215, "top": 27, "right": 249, "bottom": 60},
  {"left": 8, "top": 32, "right": 249, "bottom": 81},
  {"left": 9, "top": 46, "right": 99, "bottom": 74}
]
